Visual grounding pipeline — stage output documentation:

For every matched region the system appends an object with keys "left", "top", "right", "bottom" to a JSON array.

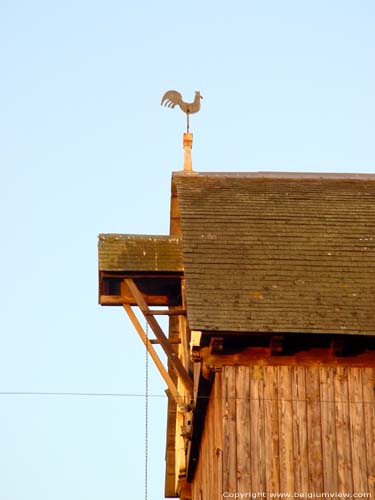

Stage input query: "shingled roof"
[
  {"left": 174, "top": 172, "right": 375, "bottom": 335},
  {"left": 98, "top": 234, "right": 182, "bottom": 272}
]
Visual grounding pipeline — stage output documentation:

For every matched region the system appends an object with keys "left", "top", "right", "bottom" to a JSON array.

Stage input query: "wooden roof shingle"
[
  {"left": 174, "top": 172, "right": 375, "bottom": 335},
  {"left": 98, "top": 234, "right": 183, "bottom": 272}
]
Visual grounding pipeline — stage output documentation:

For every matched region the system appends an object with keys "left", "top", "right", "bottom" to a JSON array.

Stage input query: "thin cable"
[
  {"left": 0, "top": 392, "right": 373, "bottom": 403},
  {"left": 144, "top": 322, "right": 149, "bottom": 500},
  {"left": 0, "top": 392, "right": 165, "bottom": 397}
]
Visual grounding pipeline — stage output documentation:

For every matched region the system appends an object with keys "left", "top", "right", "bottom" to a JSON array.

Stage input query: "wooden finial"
[{"left": 183, "top": 132, "right": 193, "bottom": 171}]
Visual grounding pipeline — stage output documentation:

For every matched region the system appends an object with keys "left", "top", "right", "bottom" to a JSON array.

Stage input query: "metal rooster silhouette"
[{"left": 161, "top": 90, "right": 202, "bottom": 132}]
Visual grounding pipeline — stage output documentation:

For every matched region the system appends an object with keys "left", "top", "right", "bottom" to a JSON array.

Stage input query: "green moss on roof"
[
  {"left": 174, "top": 174, "right": 375, "bottom": 335},
  {"left": 98, "top": 234, "right": 183, "bottom": 272}
]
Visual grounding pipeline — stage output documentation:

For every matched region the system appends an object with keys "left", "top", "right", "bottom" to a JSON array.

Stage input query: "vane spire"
[
  {"left": 161, "top": 90, "right": 202, "bottom": 171},
  {"left": 183, "top": 133, "right": 193, "bottom": 172}
]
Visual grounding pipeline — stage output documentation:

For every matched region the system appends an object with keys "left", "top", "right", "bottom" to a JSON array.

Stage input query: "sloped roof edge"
[{"left": 172, "top": 170, "right": 375, "bottom": 180}]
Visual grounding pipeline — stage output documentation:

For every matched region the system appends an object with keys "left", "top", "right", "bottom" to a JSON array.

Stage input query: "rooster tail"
[{"left": 161, "top": 90, "right": 183, "bottom": 108}]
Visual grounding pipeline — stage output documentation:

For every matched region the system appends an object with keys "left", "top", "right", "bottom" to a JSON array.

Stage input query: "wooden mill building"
[{"left": 98, "top": 171, "right": 375, "bottom": 499}]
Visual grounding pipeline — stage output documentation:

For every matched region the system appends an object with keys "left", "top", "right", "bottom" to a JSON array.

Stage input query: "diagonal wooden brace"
[
  {"left": 124, "top": 278, "right": 193, "bottom": 398},
  {"left": 123, "top": 303, "right": 188, "bottom": 411}
]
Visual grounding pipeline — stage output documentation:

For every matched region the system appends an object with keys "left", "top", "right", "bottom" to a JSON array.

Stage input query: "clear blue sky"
[{"left": 0, "top": 1, "right": 374, "bottom": 499}]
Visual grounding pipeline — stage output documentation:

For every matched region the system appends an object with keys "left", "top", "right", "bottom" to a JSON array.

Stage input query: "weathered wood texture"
[
  {"left": 165, "top": 314, "right": 180, "bottom": 497},
  {"left": 174, "top": 173, "right": 375, "bottom": 334},
  {"left": 192, "top": 372, "right": 223, "bottom": 500},
  {"left": 98, "top": 234, "right": 183, "bottom": 272},
  {"left": 192, "top": 365, "right": 375, "bottom": 498}
]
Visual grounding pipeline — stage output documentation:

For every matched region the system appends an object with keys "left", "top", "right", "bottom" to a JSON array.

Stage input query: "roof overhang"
[{"left": 98, "top": 234, "right": 183, "bottom": 306}]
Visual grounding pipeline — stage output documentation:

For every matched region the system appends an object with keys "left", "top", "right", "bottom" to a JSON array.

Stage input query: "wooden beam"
[
  {"left": 123, "top": 304, "right": 186, "bottom": 410},
  {"left": 124, "top": 278, "right": 193, "bottom": 397},
  {"left": 150, "top": 338, "right": 181, "bottom": 345},
  {"left": 331, "top": 338, "right": 347, "bottom": 356},
  {"left": 99, "top": 294, "right": 172, "bottom": 306},
  {"left": 199, "top": 347, "right": 375, "bottom": 369},
  {"left": 121, "top": 279, "right": 173, "bottom": 306},
  {"left": 270, "top": 335, "right": 285, "bottom": 355},
  {"left": 99, "top": 294, "right": 124, "bottom": 305},
  {"left": 147, "top": 309, "right": 186, "bottom": 316},
  {"left": 209, "top": 337, "right": 224, "bottom": 354}
]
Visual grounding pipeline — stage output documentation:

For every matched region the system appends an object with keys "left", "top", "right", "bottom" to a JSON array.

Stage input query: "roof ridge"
[{"left": 172, "top": 171, "right": 375, "bottom": 180}]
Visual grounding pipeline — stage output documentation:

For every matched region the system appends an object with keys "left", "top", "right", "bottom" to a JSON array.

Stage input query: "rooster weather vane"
[{"left": 161, "top": 90, "right": 202, "bottom": 133}]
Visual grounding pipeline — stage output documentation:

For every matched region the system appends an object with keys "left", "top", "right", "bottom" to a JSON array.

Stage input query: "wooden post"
[{"left": 183, "top": 133, "right": 193, "bottom": 172}]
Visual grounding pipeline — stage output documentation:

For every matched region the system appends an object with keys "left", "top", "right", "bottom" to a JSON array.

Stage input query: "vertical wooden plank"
[
  {"left": 206, "top": 395, "right": 211, "bottom": 500},
  {"left": 206, "top": 418, "right": 210, "bottom": 499},
  {"left": 334, "top": 367, "right": 353, "bottom": 493},
  {"left": 222, "top": 365, "right": 230, "bottom": 493},
  {"left": 208, "top": 390, "right": 214, "bottom": 500},
  {"left": 278, "top": 365, "right": 295, "bottom": 494},
  {"left": 348, "top": 368, "right": 367, "bottom": 494},
  {"left": 222, "top": 366, "right": 237, "bottom": 493},
  {"left": 292, "top": 366, "right": 309, "bottom": 493},
  {"left": 203, "top": 394, "right": 210, "bottom": 500},
  {"left": 194, "top": 428, "right": 203, "bottom": 500},
  {"left": 236, "top": 366, "right": 251, "bottom": 493},
  {"left": 199, "top": 423, "right": 207, "bottom": 500},
  {"left": 201, "top": 434, "right": 206, "bottom": 499},
  {"left": 361, "top": 368, "right": 375, "bottom": 497},
  {"left": 249, "top": 365, "right": 266, "bottom": 493},
  {"left": 210, "top": 379, "right": 216, "bottom": 500},
  {"left": 306, "top": 366, "right": 324, "bottom": 492},
  {"left": 264, "top": 365, "right": 280, "bottom": 494},
  {"left": 214, "top": 371, "right": 223, "bottom": 500},
  {"left": 320, "top": 367, "right": 338, "bottom": 492},
  {"left": 195, "top": 371, "right": 225, "bottom": 500}
]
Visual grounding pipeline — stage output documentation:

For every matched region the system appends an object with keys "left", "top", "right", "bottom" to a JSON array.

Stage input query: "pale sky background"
[{"left": 0, "top": 1, "right": 374, "bottom": 499}]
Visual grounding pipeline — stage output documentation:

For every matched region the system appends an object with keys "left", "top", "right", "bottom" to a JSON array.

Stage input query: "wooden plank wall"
[
  {"left": 192, "top": 365, "right": 375, "bottom": 500},
  {"left": 192, "top": 372, "right": 223, "bottom": 500}
]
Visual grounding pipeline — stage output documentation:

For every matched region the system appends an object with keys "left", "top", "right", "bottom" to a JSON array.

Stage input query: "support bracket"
[
  {"left": 124, "top": 278, "right": 193, "bottom": 398},
  {"left": 123, "top": 303, "right": 189, "bottom": 411}
]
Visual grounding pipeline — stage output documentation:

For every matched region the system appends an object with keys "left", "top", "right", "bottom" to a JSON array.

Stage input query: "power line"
[
  {"left": 0, "top": 392, "right": 373, "bottom": 403},
  {"left": 0, "top": 391, "right": 166, "bottom": 397}
]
